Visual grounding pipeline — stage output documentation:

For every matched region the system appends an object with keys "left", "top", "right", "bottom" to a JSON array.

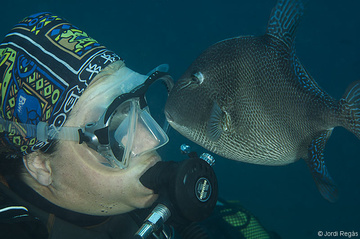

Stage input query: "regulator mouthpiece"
[{"left": 134, "top": 145, "right": 218, "bottom": 238}]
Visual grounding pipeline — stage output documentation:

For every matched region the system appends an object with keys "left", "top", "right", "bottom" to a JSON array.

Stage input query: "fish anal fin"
[
  {"left": 305, "top": 130, "right": 338, "bottom": 202},
  {"left": 266, "top": 0, "right": 305, "bottom": 48}
]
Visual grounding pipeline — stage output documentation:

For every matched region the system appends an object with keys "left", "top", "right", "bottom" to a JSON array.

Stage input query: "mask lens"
[
  {"left": 110, "top": 99, "right": 168, "bottom": 168},
  {"left": 109, "top": 100, "right": 136, "bottom": 168},
  {"left": 130, "top": 109, "right": 169, "bottom": 156}
]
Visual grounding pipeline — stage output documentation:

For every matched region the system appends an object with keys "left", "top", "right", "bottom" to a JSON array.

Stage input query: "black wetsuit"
[
  {"left": 0, "top": 176, "right": 278, "bottom": 239},
  {"left": 0, "top": 176, "right": 150, "bottom": 239}
]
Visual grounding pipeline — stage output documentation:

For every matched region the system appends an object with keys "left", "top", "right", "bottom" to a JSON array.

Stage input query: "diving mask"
[
  {"left": 78, "top": 96, "right": 169, "bottom": 168},
  {"left": 48, "top": 66, "right": 172, "bottom": 168}
]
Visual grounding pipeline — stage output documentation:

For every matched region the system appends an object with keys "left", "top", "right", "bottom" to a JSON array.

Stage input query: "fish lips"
[{"left": 164, "top": 110, "right": 174, "bottom": 123}]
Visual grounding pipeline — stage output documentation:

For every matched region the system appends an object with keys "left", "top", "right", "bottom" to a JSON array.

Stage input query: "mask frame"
[{"left": 66, "top": 70, "right": 174, "bottom": 168}]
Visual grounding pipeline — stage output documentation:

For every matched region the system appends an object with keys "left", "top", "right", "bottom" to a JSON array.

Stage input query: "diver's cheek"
[{"left": 120, "top": 172, "right": 158, "bottom": 209}]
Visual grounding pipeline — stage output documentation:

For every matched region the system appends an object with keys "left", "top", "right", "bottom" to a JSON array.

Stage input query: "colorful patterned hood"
[{"left": 0, "top": 12, "right": 122, "bottom": 155}]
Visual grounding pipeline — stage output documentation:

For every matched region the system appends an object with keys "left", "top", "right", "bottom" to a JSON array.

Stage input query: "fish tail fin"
[{"left": 339, "top": 81, "right": 360, "bottom": 139}]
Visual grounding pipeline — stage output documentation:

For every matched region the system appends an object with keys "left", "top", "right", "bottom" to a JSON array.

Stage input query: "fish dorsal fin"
[
  {"left": 266, "top": 0, "right": 305, "bottom": 48},
  {"left": 293, "top": 55, "right": 335, "bottom": 105}
]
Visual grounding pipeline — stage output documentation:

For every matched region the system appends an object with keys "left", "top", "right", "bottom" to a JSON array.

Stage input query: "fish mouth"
[{"left": 164, "top": 111, "right": 174, "bottom": 123}]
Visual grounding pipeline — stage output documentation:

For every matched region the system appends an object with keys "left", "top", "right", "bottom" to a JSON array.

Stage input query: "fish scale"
[{"left": 165, "top": 0, "right": 360, "bottom": 202}]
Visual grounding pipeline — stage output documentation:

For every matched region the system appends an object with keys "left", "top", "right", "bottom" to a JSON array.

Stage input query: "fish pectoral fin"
[
  {"left": 206, "top": 102, "right": 224, "bottom": 141},
  {"left": 305, "top": 130, "right": 338, "bottom": 203}
]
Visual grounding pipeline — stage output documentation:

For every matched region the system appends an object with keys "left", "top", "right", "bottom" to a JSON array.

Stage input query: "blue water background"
[{"left": 1, "top": 1, "right": 359, "bottom": 238}]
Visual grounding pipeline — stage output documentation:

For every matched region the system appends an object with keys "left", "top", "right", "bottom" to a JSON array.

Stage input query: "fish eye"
[{"left": 190, "top": 72, "right": 204, "bottom": 85}]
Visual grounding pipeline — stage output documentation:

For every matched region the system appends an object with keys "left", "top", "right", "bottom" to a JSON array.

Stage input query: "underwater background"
[{"left": 1, "top": 0, "right": 359, "bottom": 238}]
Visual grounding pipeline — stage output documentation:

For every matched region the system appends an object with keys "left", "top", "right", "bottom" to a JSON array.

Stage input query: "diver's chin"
[{"left": 143, "top": 193, "right": 159, "bottom": 208}]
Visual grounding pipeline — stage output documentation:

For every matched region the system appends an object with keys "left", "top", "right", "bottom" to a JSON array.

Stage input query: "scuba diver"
[{"left": 0, "top": 13, "right": 279, "bottom": 239}]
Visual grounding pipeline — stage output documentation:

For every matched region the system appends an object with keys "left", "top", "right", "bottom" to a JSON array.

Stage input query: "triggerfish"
[{"left": 165, "top": 0, "right": 360, "bottom": 202}]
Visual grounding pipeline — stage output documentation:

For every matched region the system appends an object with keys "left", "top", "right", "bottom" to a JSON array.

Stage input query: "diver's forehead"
[
  {"left": 67, "top": 66, "right": 147, "bottom": 126},
  {"left": 66, "top": 71, "right": 126, "bottom": 125}
]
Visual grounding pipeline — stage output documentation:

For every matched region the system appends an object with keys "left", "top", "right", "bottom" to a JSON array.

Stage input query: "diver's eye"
[{"left": 190, "top": 72, "right": 204, "bottom": 85}]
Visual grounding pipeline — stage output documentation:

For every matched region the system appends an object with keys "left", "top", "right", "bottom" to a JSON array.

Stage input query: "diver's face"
[
  {"left": 47, "top": 140, "right": 160, "bottom": 215},
  {"left": 42, "top": 69, "right": 161, "bottom": 215}
]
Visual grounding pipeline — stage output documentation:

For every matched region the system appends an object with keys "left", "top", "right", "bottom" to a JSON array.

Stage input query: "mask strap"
[
  {"left": 37, "top": 122, "right": 81, "bottom": 142},
  {"left": 0, "top": 118, "right": 81, "bottom": 143}
]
